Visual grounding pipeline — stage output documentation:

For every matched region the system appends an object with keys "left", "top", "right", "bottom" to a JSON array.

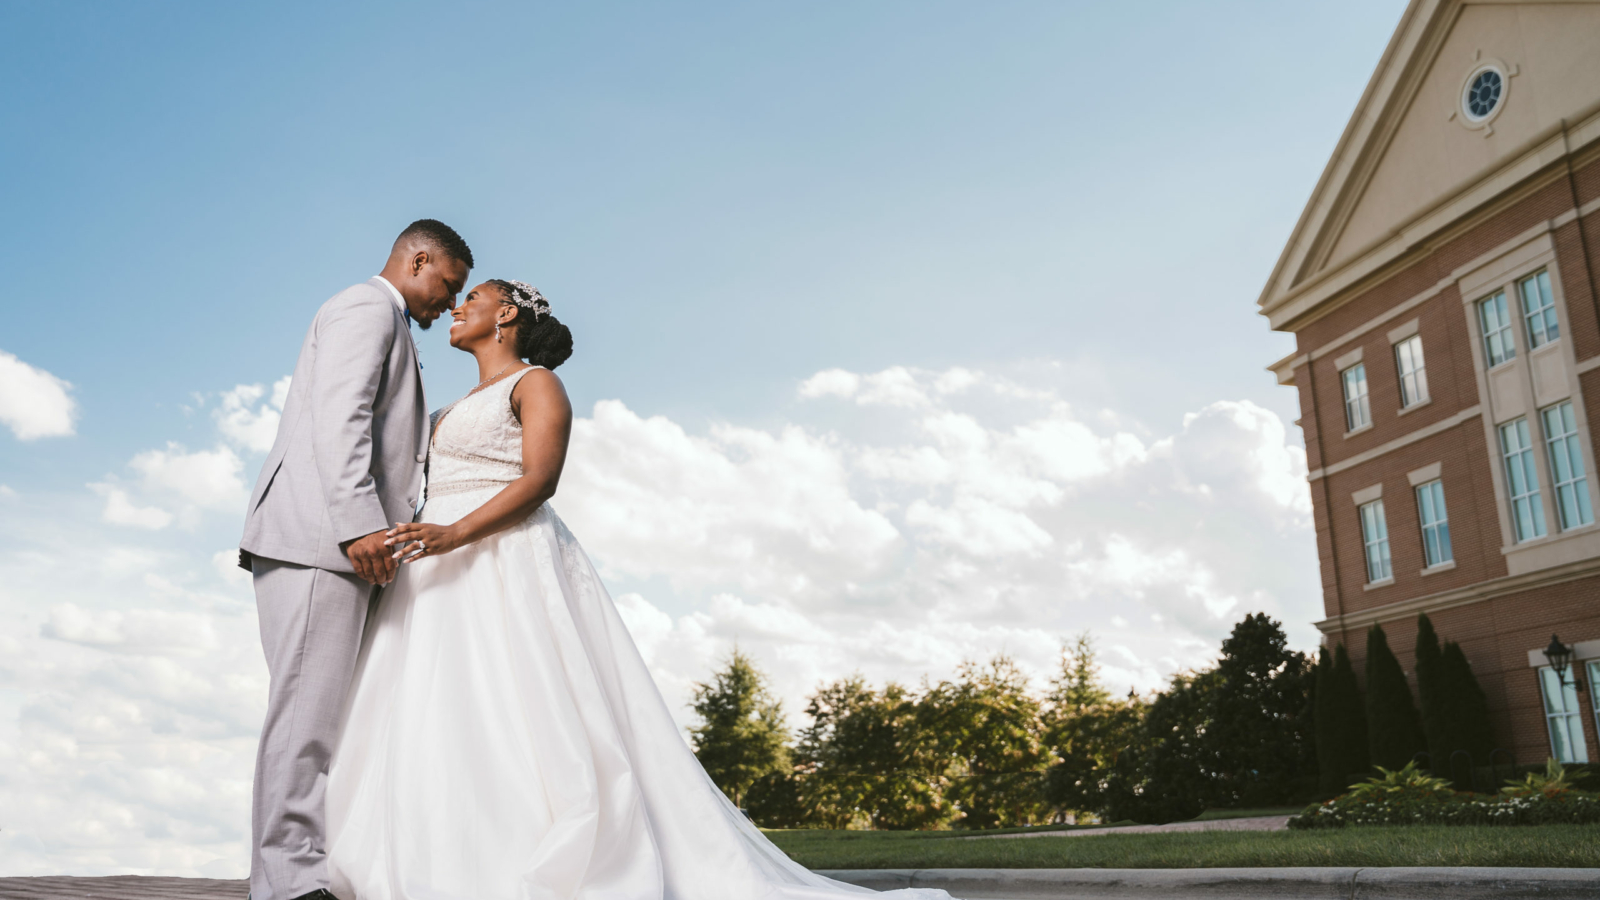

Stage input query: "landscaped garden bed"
[{"left": 1289, "top": 760, "right": 1600, "bottom": 829}]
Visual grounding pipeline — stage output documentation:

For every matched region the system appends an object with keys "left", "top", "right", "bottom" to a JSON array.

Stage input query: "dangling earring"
[{"left": 495, "top": 322, "right": 503, "bottom": 343}]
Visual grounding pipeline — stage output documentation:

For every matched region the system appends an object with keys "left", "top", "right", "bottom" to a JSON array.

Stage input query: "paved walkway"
[
  {"left": 971, "top": 814, "right": 1293, "bottom": 839},
  {"left": 0, "top": 877, "right": 245, "bottom": 899}
]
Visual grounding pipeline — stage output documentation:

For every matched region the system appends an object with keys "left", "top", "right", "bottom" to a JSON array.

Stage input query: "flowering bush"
[{"left": 1289, "top": 760, "right": 1600, "bottom": 829}]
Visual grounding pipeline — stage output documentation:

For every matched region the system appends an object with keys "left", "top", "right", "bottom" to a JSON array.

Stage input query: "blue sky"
[
  {"left": 3, "top": 1, "right": 1401, "bottom": 466},
  {"left": 0, "top": 0, "right": 1405, "bottom": 875}
]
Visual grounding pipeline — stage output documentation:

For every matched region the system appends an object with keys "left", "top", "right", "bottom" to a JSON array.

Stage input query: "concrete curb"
[{"left": 818, "top": 867, "right": 1600, "bottom": 899}]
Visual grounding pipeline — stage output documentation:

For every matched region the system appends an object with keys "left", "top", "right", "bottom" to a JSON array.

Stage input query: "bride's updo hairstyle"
[{"left": 488, "top": 279, "right": 574, "bottom": 370}]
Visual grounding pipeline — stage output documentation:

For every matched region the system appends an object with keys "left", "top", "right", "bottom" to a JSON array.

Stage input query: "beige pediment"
[
  {"left": 1258, "top": 0, "right": 1600, "bottom": 331},
  {"left": 1328, "top": 3, "right": 1600, "bottom": 267}
]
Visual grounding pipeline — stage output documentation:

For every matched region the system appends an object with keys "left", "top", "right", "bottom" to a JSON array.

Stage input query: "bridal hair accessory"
[{"left": 505, "top": 281, "right": 550, "bottom": 321}]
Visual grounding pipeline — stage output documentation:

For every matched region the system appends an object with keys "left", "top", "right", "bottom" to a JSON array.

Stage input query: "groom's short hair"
[{"left": 395, "top": 219, "right": 474, "bottom": 269}]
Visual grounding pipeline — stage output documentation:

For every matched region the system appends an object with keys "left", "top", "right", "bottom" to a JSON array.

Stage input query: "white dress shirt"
[{"left": 373, "top": 275, "right": 408, "bottom": 319}]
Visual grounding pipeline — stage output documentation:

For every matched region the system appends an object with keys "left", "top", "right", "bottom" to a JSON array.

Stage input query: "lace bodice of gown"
[{"left": 425, "top": 366, "right": 540, "bottom": 504}]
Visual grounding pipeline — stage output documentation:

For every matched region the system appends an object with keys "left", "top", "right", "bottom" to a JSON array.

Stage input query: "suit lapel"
[{"left": 367, "top": 278, "right": 430, "bottom": 469}]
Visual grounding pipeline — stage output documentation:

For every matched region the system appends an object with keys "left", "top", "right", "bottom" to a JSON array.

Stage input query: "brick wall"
[
  {"left": 1287, "top": 156, "right": 1600, "bottom": 767},
  {"left": 1329, "top": 576, "right": 1600, "bottom": 767}
]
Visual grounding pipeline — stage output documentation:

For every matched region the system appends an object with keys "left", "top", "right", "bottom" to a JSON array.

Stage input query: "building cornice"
[
  {"left": 1264, "top": 107, "right": 1600, "bottom": 333},
  {"left": 1314, "top": 554, "right": 1600, "bottom": 635}
]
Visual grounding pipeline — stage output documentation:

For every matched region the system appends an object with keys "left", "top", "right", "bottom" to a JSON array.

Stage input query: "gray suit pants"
[{"left": 250, "top": 558, "right": 374, "bottom": 900}]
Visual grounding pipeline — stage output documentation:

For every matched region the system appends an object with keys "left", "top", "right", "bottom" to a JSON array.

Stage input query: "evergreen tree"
[
  {"left": 689, "top": 649, "right": 791, "bottom": 807},
  {"left": 1364, "top": 624, "right": 1426, "bottom": 770},
  {"left": 1041, "top": 633, "right": 1145, "bottom": 819},
  {"left": 1439, "top": 641, "right": 1496, "bottom": 766},
  {"left": 1052, "top": 632, "right": 1113, "bottom": 709},
  {"left": 1414, "top": 614, "right": 1448, "bottom": 771},
  {"left": 1313, "top": 647, "right": 1342, "bottom": 794},
  {"left": 1330, "top": 643, "right": 1370, "bottom": 786},
  {"left": 1205, "top": 613, "right": 1316, "bottom": 806}
]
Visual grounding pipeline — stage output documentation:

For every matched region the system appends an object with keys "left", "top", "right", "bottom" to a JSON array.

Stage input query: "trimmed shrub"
[
  {"left": 1414, "top": 615, "right": 1447, "bottom": 771},
  {"left": 1439, "top": 641, "right": 1495, "bottom": 767},
  {"left": 1315, "top": 643, "right": 1369, "bottom": 795},
  {"left": 1365, "top": 624, "right": 1425, "bottom": 770}
]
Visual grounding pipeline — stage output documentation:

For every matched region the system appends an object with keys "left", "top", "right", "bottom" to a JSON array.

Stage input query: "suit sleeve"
[{"left": 310, "top": 292, "right": 396, "bottom": 547}]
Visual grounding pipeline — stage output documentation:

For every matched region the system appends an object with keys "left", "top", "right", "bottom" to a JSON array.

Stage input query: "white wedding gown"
[{"left": 326, "top": 368, "right": 946, "bottom": 900}]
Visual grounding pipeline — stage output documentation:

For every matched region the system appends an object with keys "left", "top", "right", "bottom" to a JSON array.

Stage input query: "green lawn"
[{"left": 765, "top": 824, "right": 1600, "bottom": 869}]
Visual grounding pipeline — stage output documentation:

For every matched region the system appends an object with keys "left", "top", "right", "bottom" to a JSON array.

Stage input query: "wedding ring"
[{"left": 418, "top": 540, "right": 427, "bottom": 552}]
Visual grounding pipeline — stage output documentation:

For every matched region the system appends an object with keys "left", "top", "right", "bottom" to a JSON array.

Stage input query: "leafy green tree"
[
  {"left": 744, "top": 770, "right": 810, "bottom": 828},
  {"left": 1205, "top": 613, "right": 1316, "bottom": 805},
  {"left": 794, "top": 676, "right": 948, "bottom": 829},
  {"left": 690, "top": 648, "right": 790, "bottom": 807},
  {"left": 1105, "top": 669, "right": 1214, "bottom": 824},
  {"left": 919, "top": 656, "right": 1048, "bottom": 829},
  {"left": 1041, "top": 633, "right": 1145, "bottom": 819},
  {"left": 1364, "top": 624, "right": 1426, "bottom": 770}
]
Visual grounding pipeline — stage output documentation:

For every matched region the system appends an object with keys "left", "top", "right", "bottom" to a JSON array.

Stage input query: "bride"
[{"left": 324, "top": 280, "right": 946, "bottom": 900}]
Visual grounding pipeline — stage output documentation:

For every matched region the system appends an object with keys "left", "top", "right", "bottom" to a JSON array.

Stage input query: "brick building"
[{"left": 1260, "top": 0, "right": 1600, "bottom": 766}]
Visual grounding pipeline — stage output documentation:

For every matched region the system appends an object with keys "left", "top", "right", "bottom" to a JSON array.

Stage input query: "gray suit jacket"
[{"left": 240, "top": 278, "right": 429, "bottom": 574}]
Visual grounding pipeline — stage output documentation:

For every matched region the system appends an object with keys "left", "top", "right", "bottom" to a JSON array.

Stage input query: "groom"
[{"left": 238, "top": 219, "right": 472, "bottom": 900}]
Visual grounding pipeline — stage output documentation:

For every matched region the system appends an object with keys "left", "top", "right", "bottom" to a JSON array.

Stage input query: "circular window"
[{"left": 1463, "top": 67, "right": 1503, "bottom": 121}]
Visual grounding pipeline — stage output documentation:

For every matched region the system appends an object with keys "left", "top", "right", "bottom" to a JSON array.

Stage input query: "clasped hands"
[{"left": 344, "top": 523, "right": 465, "bottom": 584}]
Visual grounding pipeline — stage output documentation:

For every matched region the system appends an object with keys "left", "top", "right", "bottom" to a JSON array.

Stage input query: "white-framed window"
[
  {"left": 1359, "top": 499, "right": 1392, "bottom": 583},
  {"left": 1589, "top": 660, "right": 1600, "bottom": 752},
  {"left": 1538, "top": 667, "right": 1589, "bottom": 764},
  {"left": 1415, "top": 479, "right": 1452, "bottom": 567},
  {"left": 1342, "top": 364, "right": 1370, "bottom": 431},
  {"left": 1479, "top": 292, "right": 1516, "bottom": 367},
  {"left": 1394, "top": 335, "right": 1428, "bottom": 408},
  {"left": 1500, "top": 418, "right": 1547, "bottom": 542},
  {"left": 1519, "top": 269, "right": 1559, "bottom": 349},
  {"left": 1541, "top": 401, "right": 1593, "bottom": 531}
]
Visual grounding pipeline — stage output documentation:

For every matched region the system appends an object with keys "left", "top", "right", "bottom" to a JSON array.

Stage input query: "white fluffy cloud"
[
  {"left": 91, "top": 483, "right": 175, "bottom": 530},
  {"left": 564, "top": 401, "right": 900, "bottom": 594},
  {"left": 215, "top": 377, "right": 290, "bottom": 454},
  {"left": 0, "top": 362, "right": 1318, "bottom": 877},
  {"left": 0, "top": 501, "right": 264, "bottom": 877},
  {"left": 0, "top": 350, "right": 77, "bottom": 440},
  {"left": 92, "top": 379, "right": 286, "bottom": 530},
  {"left": 556, "top": 366, "right": 1317, "bottom": 720},
  {"left": 128, "top": 444, "right": 246, "bottom": 512}
]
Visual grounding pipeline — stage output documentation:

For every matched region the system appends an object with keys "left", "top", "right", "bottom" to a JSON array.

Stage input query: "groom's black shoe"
[{"left": 290, "top": 891, "right": 344, "bottom": 900}]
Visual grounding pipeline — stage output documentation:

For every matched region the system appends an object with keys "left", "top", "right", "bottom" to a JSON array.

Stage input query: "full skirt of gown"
[{"left": 324, "top": 488, "right": 945, "bottom": 900}]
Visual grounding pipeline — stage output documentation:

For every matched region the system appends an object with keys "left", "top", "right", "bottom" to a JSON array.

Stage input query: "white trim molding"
[
  {"left": 1527, "top": 639, "right": 1600, "bottom": 668},
  {"left": 1316, "top": 554, "right": 1600, "bottom": 635},
  {"left": 1407, "top": 462, "right": 1443, "bottom": 486},
  {"left": 1334, "top": 346, "right": 1366, "bottom": 372},
  {"left": 1388, "top": 317, "right": 1422, "bottom": 345}
]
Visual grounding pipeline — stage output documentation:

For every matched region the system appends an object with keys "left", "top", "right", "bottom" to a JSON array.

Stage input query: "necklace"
[{"left": 469, "top": 363, "right": 518, "bottom": 395}]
